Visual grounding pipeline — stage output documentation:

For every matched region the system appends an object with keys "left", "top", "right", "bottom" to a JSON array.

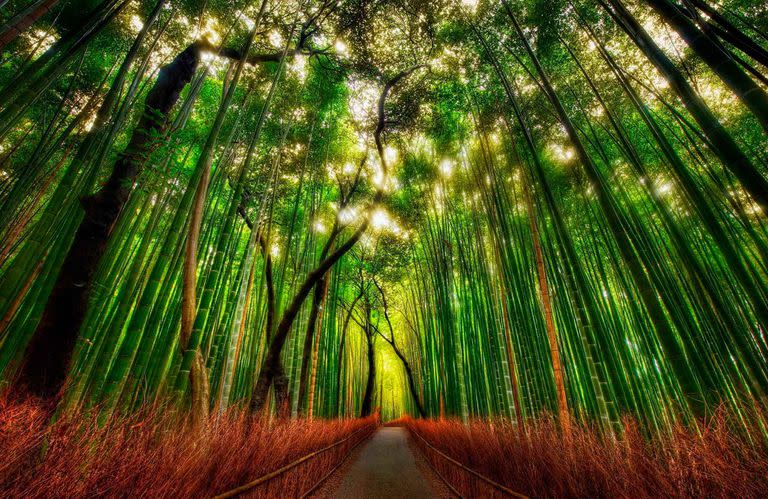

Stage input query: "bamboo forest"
[{"left": 2, "top": 0, "right": 768, "bottom": 496}]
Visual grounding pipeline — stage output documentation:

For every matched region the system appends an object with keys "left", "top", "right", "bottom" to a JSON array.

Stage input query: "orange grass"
[
  {"left": 402, "top": 413, "right": 768, "bottom": 498},
  {"left": 0, "top": 397, "right": 377, "bottom": 498}
]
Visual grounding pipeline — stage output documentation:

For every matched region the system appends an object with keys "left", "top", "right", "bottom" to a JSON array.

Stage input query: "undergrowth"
[
  {"left": 0, "top": 396, "right": 377, "bottom": 497},
  {"left": 403, "top": 412, "right": 768, "bottom": 498}
]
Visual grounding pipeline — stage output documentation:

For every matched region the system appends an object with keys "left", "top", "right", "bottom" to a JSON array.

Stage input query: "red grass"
[
  {"left": 402, "top": 413, "right": 768, "bottom": 498},
  {"left": 0, "top": 397, "right": 377, "bottom": 497}
]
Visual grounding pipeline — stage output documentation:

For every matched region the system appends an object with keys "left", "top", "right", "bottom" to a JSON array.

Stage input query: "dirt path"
[{"left": 318, "top": 427, "right": 449, "bottom": 498}]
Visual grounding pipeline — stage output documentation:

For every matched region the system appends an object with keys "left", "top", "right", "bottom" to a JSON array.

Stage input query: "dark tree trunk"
[
  {"left": 264, "top": 251, "right": 275, "bottom": 340},
  {"left": 360, "top": 328, "right": 375, "bottom": 418},
  {"left": 18, "top": 42, "right": 203, "bottom": 400},
  {"left": 644, "top": 0, "right": 768, "bottom": 133},
  {"left": 249, "top": 65, "right": 423, "bottom": 414},
  {"left": 298, "top": 222, "right": 340, "bottom": 414},
  {"left": 273, "top": 364, "right": 291, "bottom": 419},
  {"left": 685, "top": 0, "right": 768, "bottom": 69},
  {"left": 391, "top": 344, "right": 425, "bottom": 418},
  {"left": 603, "top": 0, "right": 768, "bottom": 209},
  {"left": 250, "top": 223, "right": 369, "bottom": 412},
  {"left": 372, "top": 278, "right": 425, "bottom": 418},
  {"left": 683, "top": 0, "right": 768, "bottom": 70}
]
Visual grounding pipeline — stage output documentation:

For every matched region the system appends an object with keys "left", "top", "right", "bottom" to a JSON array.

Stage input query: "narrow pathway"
[{"left": 325, "top": 427, "right": 446, "bottom": 498}]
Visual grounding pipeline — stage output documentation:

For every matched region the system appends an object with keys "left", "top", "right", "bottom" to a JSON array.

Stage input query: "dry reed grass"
[
  {"left": 402, "top": 412, "right": 768, "bottom": 498},
  {"left": 0, "top": 396, "right": 377, "bottom": 498}
]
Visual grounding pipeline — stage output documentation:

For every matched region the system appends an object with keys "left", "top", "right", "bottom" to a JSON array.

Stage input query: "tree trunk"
[
  {"left": 336, "top": 290, "right": 363, "bottom": 416},
  {"left": 175, "top": 0, "right": 269, "bottom": 419},
  {"left": 249, "top": 65, "right": 423, "bottom": 414},
  {"left": 306, "top": 275, "right": 331, "bottom": 418},
  {"left": 360, "top": 327, "right": 376, "bottom": 418},
  {"left": 180, "top": 145, "right": 213, "bottom": 424},
  {"left": 297, "top": 278, "right": 325, "bottom": 414},
  {"left": 498, "top": 277, "right": 525, "bottom": 428},
  {"left": 17, "top": 42, "right": 203, "bottom": 400},
  {"left": 603, "top": 0, "right": 768, "bottom": 209},
  {"left": 390, "top": 342, "right": 425, "bottom": 418},
  {"left": 644, "top": 0, "right": 768, "bottom": 133},
  {"left": 685, "top": 0, "right": 768, "bottom": 69},
  {"left": 250, "top": 221, "right": 370, "bottom": 412},
  {"left": 372, "top": 278, "right": 426, "bottom": 418},
  {"left": 178, "top": 20, "right": 262, "bottom": 424},
  {"left": 299, "top": 221, "right": 340, "bottom": 414},
  {"left": 0, "top": 0, "right": 60, "bottom": 51},
  {"left": 506, "top": 0, "right": 709, "bottom": 408},
  {"left": 524, "top": 171, "right": 570, "bottom": 437}
]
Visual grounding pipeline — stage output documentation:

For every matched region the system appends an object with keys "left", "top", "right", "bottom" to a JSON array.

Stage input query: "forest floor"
[{"left": 314, "top": 427, "right": 450, "bottom": 498}]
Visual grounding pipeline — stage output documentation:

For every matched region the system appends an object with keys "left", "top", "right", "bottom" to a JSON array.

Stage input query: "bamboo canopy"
[{"left": 0, "top": 0, "right": 767, "bottom": 437}]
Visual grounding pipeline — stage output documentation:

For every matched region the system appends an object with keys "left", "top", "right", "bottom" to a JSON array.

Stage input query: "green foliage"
[{"left": 0, "top": 0, "right": 766, "bottom": 435}]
